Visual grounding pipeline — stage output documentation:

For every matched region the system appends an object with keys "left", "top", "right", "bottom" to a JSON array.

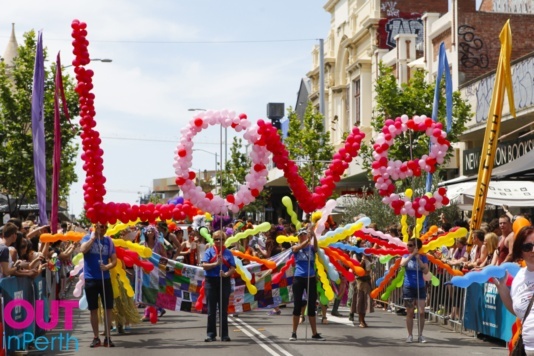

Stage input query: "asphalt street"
[{"left": 27, "top": 303, "right": 508, "bottom": 356}]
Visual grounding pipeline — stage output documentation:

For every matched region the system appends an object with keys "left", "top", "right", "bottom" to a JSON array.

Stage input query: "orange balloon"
[{"left": 513, "top": 217, "right": 531, "bottom": 236}]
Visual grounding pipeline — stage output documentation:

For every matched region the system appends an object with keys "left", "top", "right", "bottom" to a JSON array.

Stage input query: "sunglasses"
[
  {"left": 213, "top": 238, "right": 221, "bottom": 242},
  {"left": 522, "top": 242, "right": 534, "bottom": 253},
  {"left": 407, "top": 244, "right": 415, "bottom": 247}
]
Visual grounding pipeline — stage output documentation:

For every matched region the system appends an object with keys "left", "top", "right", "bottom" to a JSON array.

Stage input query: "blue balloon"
[
  {"left": 79, "top": 293, "right": 88, "bottom": 310},
  {"left": 451, "top": 263, "right": 521, "bottom": 288},
  {"left": 376, "top": 276, "right": 384, "bottom": 287},
  {"left": 176, "top": 197, "right": 184, "bottom": 204}
]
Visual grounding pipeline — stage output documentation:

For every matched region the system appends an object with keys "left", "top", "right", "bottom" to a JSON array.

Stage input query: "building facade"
[{"left": 306, "top": 0, "right": 534, "bottom": 192}]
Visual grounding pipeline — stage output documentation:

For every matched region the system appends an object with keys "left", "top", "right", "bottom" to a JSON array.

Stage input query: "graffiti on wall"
[
  {"left": 458, "top": 25, "right": 489, "bottom": 69},
  {"left": 464, "top": 55, "right": 534, "bottom": 123},
  {"left": 493, "top": 0, "right": 534, "bottom": 14},
  {"left": 381, "top": 1, "right": 400, "bottom": 17},
  {"left": 377, "top": 15, "right": 424, "bottom": 49}
]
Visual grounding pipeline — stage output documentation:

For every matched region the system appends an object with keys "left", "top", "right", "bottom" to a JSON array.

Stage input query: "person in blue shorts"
[
  {"left": 80, "top": 224, "right": 117, "bottom": 348},
  {"left": 400, "top": 237, "right": 429, "bottom": 343}
]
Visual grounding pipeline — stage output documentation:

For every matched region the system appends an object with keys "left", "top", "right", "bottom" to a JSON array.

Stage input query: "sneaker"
[
  {"left": 418, "top": 335, "right": 427, "bottom": 343},
  {"left": 406, "top": 335, "right": 413, "bottom": 343},
  {"left": 268, "top": 309, "right": 281, "bottom": 316},
  {"left": 90, "top": 338, "right": 101, "bottom": 348},
  {"left": 103, "top": 338, "right": 115, "bottom": 347},
  {"left": 311, "top": 333, "right": 325, "bottom": 341},
  {"left": 289, "top": 332, "right": 297, "bottom": 341}
]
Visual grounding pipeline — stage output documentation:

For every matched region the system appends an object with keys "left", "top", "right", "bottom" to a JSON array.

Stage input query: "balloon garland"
[
  {"left": 372, "top": 115, "right": 451, "bottom": 217},
  {"left": 175, "top": 111, "right": 270, "bottom": 215}
]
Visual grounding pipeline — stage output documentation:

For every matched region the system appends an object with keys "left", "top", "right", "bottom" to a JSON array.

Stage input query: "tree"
[
  {"left": 351, "top": 63, "right": 471, "bottom": 227},
  {"left": 0, "top": 30, "right": 80, "bottom": 218},
  {"left": 219, "top": 137, "right": 270, "bottom": 219},
  {"left": 284, "top": 102, "right": 335, "bottom": 192}
]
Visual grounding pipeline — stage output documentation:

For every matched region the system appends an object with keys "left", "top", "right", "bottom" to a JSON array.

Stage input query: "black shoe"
[
  {"left": 159, "top": 309, "right": 166, "bottom": 317},
  {"left": 289, "top": 332, "right": 297, "bottom": 341},
  {"left": 312, "top": 333, "right": 325, "bottom": 341},
  {"left": 90, "top": 338, "right": 101, "bottom": 348},
  {"left": 117, "top": 325, "right": 125, "bottom": 334},
  {"left": 204, "top": 337, "right": 216, "bottom": 342},
  {"left": 103, "top": 338, "right": 115, "bottom": 347},
  {"left": 221, "top": 337, "right": 231, "bottom": 342}
]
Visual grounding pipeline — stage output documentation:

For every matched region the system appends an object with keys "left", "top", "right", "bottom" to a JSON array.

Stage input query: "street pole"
[{"left": 319, "top": 38, "right": 325, "bottom": 118}]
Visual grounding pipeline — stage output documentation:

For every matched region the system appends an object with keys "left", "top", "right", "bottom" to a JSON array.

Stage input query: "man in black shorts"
[{"left": 80, "top": 224, "right": 117, "bottom": 348}]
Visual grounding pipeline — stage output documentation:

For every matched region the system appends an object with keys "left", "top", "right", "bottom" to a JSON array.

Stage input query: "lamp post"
[
  {"left": 192, "top": 149, "right": 218, "bottom": 192},
  {"left": 188, "top": 108, "right": 228, "bottom": 196},
  {"left": 63, "top": 58, "right": 113, "bottom": 69}
]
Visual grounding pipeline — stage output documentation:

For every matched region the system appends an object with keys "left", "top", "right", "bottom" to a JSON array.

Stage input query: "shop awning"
[{"left": 446, "top": 180, "right": 534, "bottom": 208}]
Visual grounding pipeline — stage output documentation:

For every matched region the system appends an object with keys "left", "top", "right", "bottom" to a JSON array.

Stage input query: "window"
[{"left": 353, "top": 79, "right": 361, "bottom": 125}]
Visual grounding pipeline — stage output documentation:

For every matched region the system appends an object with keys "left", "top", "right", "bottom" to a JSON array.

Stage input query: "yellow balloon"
[
  {"left": 225, "top": 222, "right": 271, "bottom": 247},
  {"left": 405, "top": 189, "right": 413, "bottom": 198},
  {"left": 420, "top": 227, "right": 468, "bottom": 253},
  {"left": 282, "top": 196, "right": 301, "bottom": 230},
  {"left": 315, "top": 256, "right": 334, "bottom": 301},
  {"left": 72, "top": 253, "right": 83, "bottom": 266},
  {"left": 276, "top": 235, "right": 298, "bottom": 244}
]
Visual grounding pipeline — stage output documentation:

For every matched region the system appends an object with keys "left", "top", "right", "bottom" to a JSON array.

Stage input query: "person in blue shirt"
[
  {"left": 201, "top": 230, "right": 236, "bottom": 342},
  {"left": 80, "top": 223, "right": 117, "bottom": 348},
  {"left": 289, "top": 227, "right": 324, "bottom": 341},
  {"left": 400, "top": 237, "right": 429, "bottom": 343}
]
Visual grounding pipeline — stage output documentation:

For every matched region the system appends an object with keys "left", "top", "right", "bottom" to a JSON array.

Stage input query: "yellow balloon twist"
[
  {"left": 225, "top": 222, "right": 271, "bottom": 247},
  {"left": 109, "top": 268, "right": 120, "bottom": 299},
  {"left": 106, "top": 219, "right": 140, "bottom": 236},
  {"left": 72, "top": 252, "right": 83, "bottom": 266},
  {"left": 276, "top": 235, "right": 298, "bottom": 244},
  {"left": 282, "top": 196, "right": 301, "bottom": 231},
  {"left": 414, "top": 215, "right": 426, "bottom": 239},
  {"left": 235, "top": 265, "right": 257, "bottom": 295},
  {"left": 420, "top": 227, "right": 468, "bottom": 253},
  {"left": 401, "top": 214, "right": 409, "bottom": 242},
  {"left": 114, "top": 260, "right": 135, "bottom": 297},
  {"left": 113, "top": 239, "right": 152, "bottom": 259},
  {"left": 318, "top": 221, "right": 363, "bottom": 248},
  {"left": 315, "top": 255, "right": 334, "bottom": 301}
]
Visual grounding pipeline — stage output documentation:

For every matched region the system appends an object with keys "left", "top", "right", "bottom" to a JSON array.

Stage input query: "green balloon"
[
  {"left": 431, "top": 275, "right": 440, "bottom": 286},
  {"left": 379, "top": 255, "right": 394, "bottom": 264}
]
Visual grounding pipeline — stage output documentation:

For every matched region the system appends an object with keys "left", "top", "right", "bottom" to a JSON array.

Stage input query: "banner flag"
[
  {"left": 30, "top": 31, "right": 48, "bottom": 225},
  {"left": 136, "top": 250, "right": 294, "bottom": 313}
]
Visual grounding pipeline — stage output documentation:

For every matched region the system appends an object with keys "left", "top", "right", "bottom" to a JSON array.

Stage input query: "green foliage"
[
  {"left": 0, "top": 30, "right": 80, "bottom": 217},
  {"left": 284, "top": 102, "right": 335, "bottom": 191}
]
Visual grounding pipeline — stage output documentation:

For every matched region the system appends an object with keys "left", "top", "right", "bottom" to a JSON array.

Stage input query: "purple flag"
[
  {"left": 51, "top": 53, "right": 65, "bottom": 233},
  {"left": 31, "top": 31, "right": 48, "bottom": 225}
]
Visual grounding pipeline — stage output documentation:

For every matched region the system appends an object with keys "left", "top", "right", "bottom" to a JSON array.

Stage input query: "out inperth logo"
[{"left": 4, "top": 299, "right": 79, "bottom": 352}]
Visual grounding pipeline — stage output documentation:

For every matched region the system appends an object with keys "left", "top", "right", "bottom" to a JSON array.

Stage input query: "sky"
[{"left": 1, "top": 0, "right": 330, "bottom": 217}]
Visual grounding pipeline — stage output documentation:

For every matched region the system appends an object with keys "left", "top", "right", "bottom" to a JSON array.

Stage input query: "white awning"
[{"left": 446, "top": 180, "right": 534, "bottom": 208}]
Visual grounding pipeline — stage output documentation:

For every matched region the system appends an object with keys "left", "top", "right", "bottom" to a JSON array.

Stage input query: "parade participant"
[
  {"left": 494, "top": 225, "right": 534, "bottom": 355},
  {"left": 289, "top": 227, "right": 324, "bottom": 341},
  {"left": 80, "top": 223, "right": 117, "bottom": 348},
  {"left": 201, "top": 230, "right": 236, "bottom": 342},
  {"left": 400, "top": 237, "right": 429, "bottom": 343},
  {"left": 140, "top": 225, "right": 166, "bottom": 319},
  {"left": 157, "top": 221, "right": 182, "bottom": 259},
  {"left": 349, "top": 250, "right": 373, "bottom": 327},
  {"left": 496, "top": 214, "right": 514, "bottom": 265}
]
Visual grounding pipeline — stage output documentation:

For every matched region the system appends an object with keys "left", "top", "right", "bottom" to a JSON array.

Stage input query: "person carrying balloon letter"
[
  {"left": 400, "top": 237, "right": 429, "bottom": 343},
  {"left": 201, "top": 230, "right": 236, "bottom": 342},
  {"left": 80, "top": 223, "right": 117, "bottom": 348},
  {"left": 289, "top": 227, "right": 324, "bottom": 341}
]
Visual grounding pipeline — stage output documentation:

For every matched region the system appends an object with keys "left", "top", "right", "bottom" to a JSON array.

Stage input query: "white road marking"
[{"left": 230, "top": 316, "right": 294, "bottom": 356}]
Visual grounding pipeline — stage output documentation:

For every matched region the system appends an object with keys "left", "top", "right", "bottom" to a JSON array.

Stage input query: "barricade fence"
[
  {"left": 0, "top": 270, "right": 62, "bottom": 355},
  {"left": 369, "top": 256, "right": 515, "bottom": 343},
  {"left": 370, "top": 256, "right": 469, "bottom": 331}
]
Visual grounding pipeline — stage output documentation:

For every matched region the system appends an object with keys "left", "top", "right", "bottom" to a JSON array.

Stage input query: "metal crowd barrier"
[{"left": 369, "top": 256, "right": 472, "bottom": 335}]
